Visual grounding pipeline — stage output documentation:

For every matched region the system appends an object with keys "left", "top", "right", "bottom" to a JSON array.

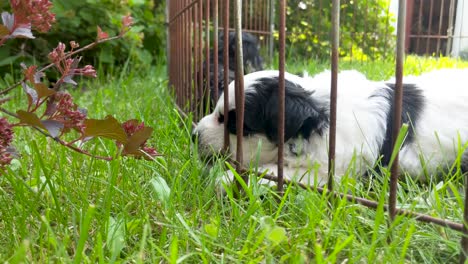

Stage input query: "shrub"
[
  {"left": 0, "top": 0, "right": 159, "bottom": 169},
  {"left": 0, "top": 0, "right": 165, "bottom": 74},
  {"left": 284, "top": 0, "right": 396, "bottom": 61}
]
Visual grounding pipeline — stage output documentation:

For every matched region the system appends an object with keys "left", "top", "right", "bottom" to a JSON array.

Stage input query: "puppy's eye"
[{"left": 218, "top": 114, "right": 224, "bottom": 123}]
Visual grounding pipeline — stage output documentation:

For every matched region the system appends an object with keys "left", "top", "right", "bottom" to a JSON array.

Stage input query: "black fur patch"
[
  {"left": 217, "top": 31, "right": 264, "bottom": 73},
  {"left": 225, "top": 77, "right": 328, "bottom": 143},
  {"left": 378, "top": 83, "right": 425, "bottom": 166},
  {"left": 461, "top": 150, "right": 468, "bottom": 174}
]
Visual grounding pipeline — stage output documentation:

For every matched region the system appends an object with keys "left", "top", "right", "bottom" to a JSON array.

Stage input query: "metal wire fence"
[{"left": 166, "top": 0, "right": 468, "bottom": 261}]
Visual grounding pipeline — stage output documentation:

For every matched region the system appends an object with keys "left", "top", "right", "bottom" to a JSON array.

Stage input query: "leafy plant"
[
  {"left": 0, "top": 0, "right": 159, "bottom": 169},
  {"left": 0, "top": 0, "right": 165, "bottom": 74},
  {"left": 283, "top": 0, "right": 396, "bottom": 61}
]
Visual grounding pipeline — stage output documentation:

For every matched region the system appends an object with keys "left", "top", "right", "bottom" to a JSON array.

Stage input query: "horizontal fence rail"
[{"left": 166, "top": 0, "right": 468, "bottom": 261}]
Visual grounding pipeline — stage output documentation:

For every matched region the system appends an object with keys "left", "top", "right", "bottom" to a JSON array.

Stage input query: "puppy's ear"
[{"left": 264, "top": 81, "right": 328, "bottom": 142}]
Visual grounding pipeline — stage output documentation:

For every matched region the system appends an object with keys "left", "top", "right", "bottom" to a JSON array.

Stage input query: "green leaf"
[
  {"left": 266, "top": 226, "right": 287, "bottom": 246},
  {"left": 150, "top": 174, "right": 171, "bottom": 205},
  {"left": 83, "top": 115, "right": 127, "bottom": 143},
  {"left": 106, "top": 216, "right": 126, "bottom": 262},
  {"left": 204, "top": 222, "right": 219, "bottom": 238}
]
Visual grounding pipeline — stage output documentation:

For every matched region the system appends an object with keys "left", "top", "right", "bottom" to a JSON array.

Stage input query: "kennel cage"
[{"left": 166, "top": 0, "right": 468, "bottom": 261}]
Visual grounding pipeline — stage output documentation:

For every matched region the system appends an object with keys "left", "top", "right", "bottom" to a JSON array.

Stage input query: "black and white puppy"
[{"left": 193, "top": 69, "right": 468, "bottom": 186}]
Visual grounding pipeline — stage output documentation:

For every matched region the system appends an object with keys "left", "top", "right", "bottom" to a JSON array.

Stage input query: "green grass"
[{"left": 1, "top": 56, "right": 468, "bottom": 263}]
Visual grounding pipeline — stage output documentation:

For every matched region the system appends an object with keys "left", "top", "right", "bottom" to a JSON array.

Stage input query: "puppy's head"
[
  {"left": 218, "top": 32, "right": 264, "bottom": 73},
  {"left": 193, "top": 71, "right": 328, "bottom": 165}
]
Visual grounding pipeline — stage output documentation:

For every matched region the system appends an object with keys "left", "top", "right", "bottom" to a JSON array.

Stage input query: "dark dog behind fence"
[{"left": 167, "top": 0, "right": 468, "bottom": 261}]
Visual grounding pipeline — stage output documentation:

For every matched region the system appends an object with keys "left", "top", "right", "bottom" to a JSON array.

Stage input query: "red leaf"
[
  {"left": 34, "top": 83, "right": 55, "bottom": 99},
  {"left": 122, "top": 126, "right": 153, "bottom": 156},
  {"left": 97, "top": 26, "right": 109, "bottom": 41},
  {"left": 22, "top": 82, "right": 38, "bottom": 106},
  {"left": 16, "top": 110, "right": 45, "bottom": 129},
  {"left": 0, "top": 25, "right": 9, "bottom": 38},
  {"left": 83, "top": 115, "right": 128, "bottom": 143},
  {"left": 41, "top": 120, "right": 64, "bottom": 138}
]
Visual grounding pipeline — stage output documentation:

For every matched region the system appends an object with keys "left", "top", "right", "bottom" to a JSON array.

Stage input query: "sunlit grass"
[{"left": 0, "top": 57, "right": 466, "bottom": 263}]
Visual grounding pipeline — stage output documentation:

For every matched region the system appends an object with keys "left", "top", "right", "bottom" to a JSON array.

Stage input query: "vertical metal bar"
[
  {"left": 234, "top": 0, "right": 246, "bottom": 185},
  {"left": 182, "top": 0, "right": 187, "bottom": 110},
  {"left": 244, "top": 0, "right": 248, "bottom": 29},
  {"left": 213, "top": 0, "right": 219, "bottom": 101},
  {"left": 416, "top": 0, "right": 423, "bottom": 53},
  {"left": 186, "top": 0, "right": 191, "bottom": 111},
  {"left": 446, "top": 0, "right": 456, "bottom": 56},
  {"left": 205, "top": 0, "right": 211, "bottom": 112},
  {"left": 277, "top": 0, "right": 286, "bottom": 195},
  {"left": 328, "top": 0, "right": 339, "bottom": 192},
  {"left": 384, "top": 3, "right": 390, "bottom": 58},
  {"left": 223, "top": 0, "right": 231, "bottom": 151},
  {"left": 426, "top": 0, "right": 434, "bottom": 54},
  {"left": 268, "top": 0, "right": 275, "bottom": 62},
  {"left": 188, "top": 0, "right": 193, "bottom": 114},
  {"left": 193, "top": 3, "right": 199, "bottom": 120},
  {"left": 362, "top": 0, "right": 368, "bottom": 64},
  {"left": 460, "top": 172, "right": 468, "bottom": 263},
  {"left": 250, "top": 0, "right": 254, "bottom": 30},
  {"left": 389, "top": 0, "right": 407, "bottom": 221},
  {"left": 405, "top": 0, "right": 414, "bottom": 52},
  {"left": 436, "top": 0, "right": 446, "bottom": 53},
  {"left": 166, "top": 0, "right": 171, "bottom": 90},
  {"left": 350, "top": 0, "right": 357, "bottom": 61},
  {"left": 198, "top": 0, "right": 204, "bottom": 119},
  {"left": 175, "top": 0, "right": 181, "bottom": 107}
]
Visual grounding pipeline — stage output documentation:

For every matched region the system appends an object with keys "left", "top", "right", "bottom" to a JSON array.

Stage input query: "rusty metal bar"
[
  {"left": 460, "top": 172, "right": 468, "bottom": 263},
  {"left": 268, "top": 0, "right": 274, "bottom": 61},
  {"left": 363, "top": 0, "right": 368, "bottom": 63},
  {"left": 205, "top": 0, "right": 211, "bottom": 112},
  {"left": 175, "top": 0, "right": 181, "bottom": 107},
  {"left": 184, "top": 0, "right": 189, "bottom": 110},
  {"left": 198, "top": 0, "right": 204, "bottom": 119},
  {"left": 193, "top": 3, "right": 199, "bottom": 120},
  {"left": 234, "top": 0, "right": 246, "bottom": 187},
  {"left": 426, "top": 0, "right": 434, "bottom": 54},
  {"left": 221, "top": 28, "right": 272, "bottom": 35},
  {"left": 223, "top": 0, "right": 230, "bottom": 151},
  {"left": 437, "top": 0, "right": 446, "bottom": 53},
  {"left": 409, "top": 34, "right": 450, "bottom": 39},
  {"left": 404, "top": 0, "right": 414, "bottom": 52},
  {"left": 213, "top": 0, "right": 219, "bottom": 101},
  {"left": 383, "top": 2, "right": 390, "bottom": 58},
  {"left": 389, "top": 0, "right": 407, "bottom": 221},
  {"left": 350, "top": 0, "right": 357, "bottom": 61},
  {"left": 328, "top": 0, "right": 340, "bottom": 193},
  {"left": 166, "top": 0, "right": 171, "bottom": 90},
  {"left": 188, "top": 0, "right": 193, "bottom": 114},
  {"left": 277, "top": 0, "right": 286, "bottom": 195},
  {"left": 244, "top": 168, "right": 464, "bottom": 232},
  {"left": 446, "top": 0, "right": 456, "bottom": 56},
  {"left": 415, "top": 0, "right": 423, "bottom": 53},
  {"left": 168, "top": 0, "right": 199, "bottom": 25}
]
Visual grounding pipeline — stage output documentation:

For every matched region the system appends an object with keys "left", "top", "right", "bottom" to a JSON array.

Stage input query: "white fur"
[{"left": 194, "top": 68, "right": 468, "bottom": 186}]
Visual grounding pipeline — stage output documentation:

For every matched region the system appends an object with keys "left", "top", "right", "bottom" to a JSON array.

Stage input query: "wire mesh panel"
[
  {"left": 406, "top": 0, "right": 458, "bottom": 56},
  {"left": 167, "top": 0, "right": 468, "bottom": 260}
]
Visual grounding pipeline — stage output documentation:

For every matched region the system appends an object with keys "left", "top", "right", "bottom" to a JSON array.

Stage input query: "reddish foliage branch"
[{"left": 0, "top": 1, "right": 158, "bottom": 169}]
